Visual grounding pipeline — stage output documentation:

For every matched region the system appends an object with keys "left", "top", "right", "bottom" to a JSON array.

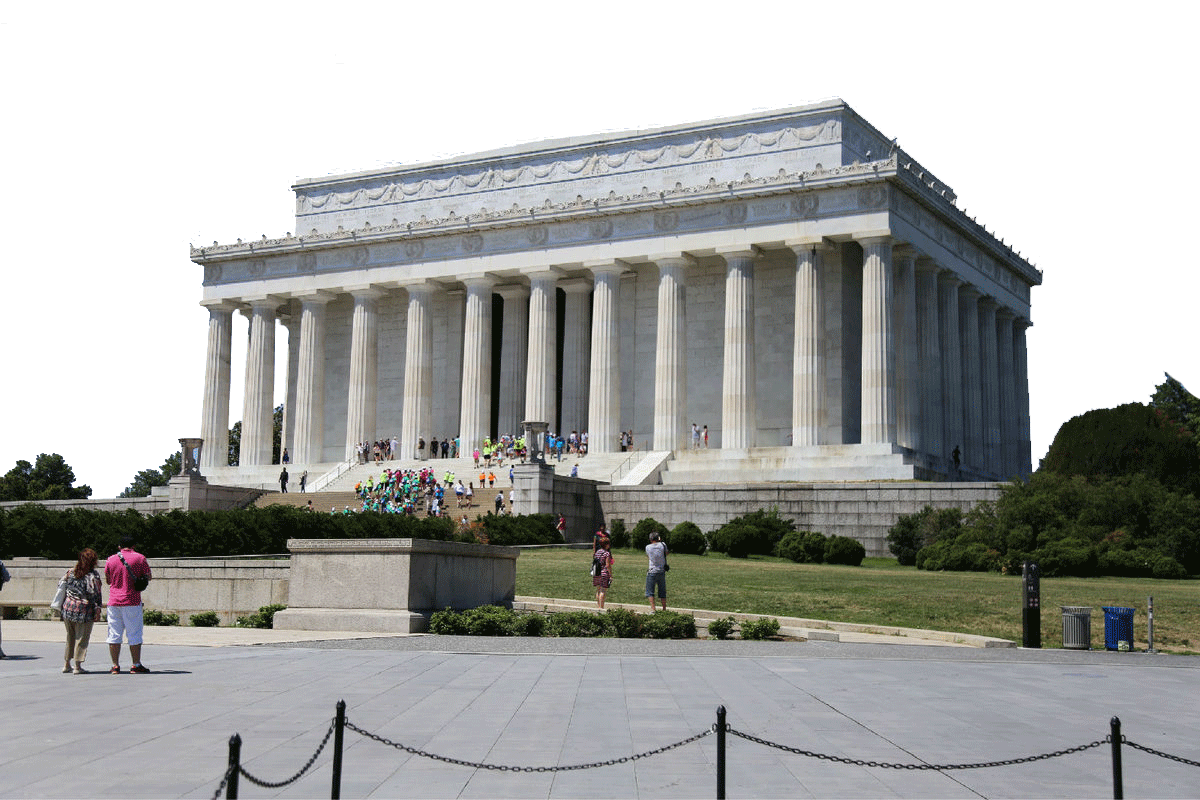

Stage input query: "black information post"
[{"left": 1022, "top": 560, "right": 1041, "bottom": 648}]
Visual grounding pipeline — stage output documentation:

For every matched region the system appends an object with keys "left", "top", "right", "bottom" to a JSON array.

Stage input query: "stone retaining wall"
[
  {"left": 598, "top": 482, "right": 1004, "bottom": 557},
  {"left": 0, "top": 557, "right": 289, "bottom": 626}
]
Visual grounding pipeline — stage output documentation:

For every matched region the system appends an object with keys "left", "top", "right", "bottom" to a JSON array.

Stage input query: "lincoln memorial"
[{"left": 191, "top": 99, "right": 1039, "bottom": 488}]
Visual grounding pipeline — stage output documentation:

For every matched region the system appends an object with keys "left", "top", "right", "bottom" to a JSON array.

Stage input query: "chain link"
[
  {"left": 1124, "top": 739, "right": 1200, "bottom": 769},
  {"left": 727, "top": 727, "right": 1108, "bottom": 771},
  {"left": 209, "top": 765, "right": 235, "bottom": 800},
  {"left": 344, "top": 718, "right": 712, "bottom": 772},
  {"left": 236, "top": 718, "right": 337, "bottom": 789}
]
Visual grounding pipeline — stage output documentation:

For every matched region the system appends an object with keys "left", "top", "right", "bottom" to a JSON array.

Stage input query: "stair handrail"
[{"left": 308, "top": 455, "right": 359, "bottom": 493}]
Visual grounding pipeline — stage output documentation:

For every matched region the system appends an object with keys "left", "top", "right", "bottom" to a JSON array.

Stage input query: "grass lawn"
[{"left": 517, "top": 549, "right": 1200, "bottom": 654}]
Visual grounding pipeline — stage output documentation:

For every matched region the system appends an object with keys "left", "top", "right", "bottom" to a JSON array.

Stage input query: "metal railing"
[
  {"left": 307, "top": 456, "right": 359, "bottom": 494},
  {"left": 210, "top": 702, "right": 1198, "bottom": 799}
]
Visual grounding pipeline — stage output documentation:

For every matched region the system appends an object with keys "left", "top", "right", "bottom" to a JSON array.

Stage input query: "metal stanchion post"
[
  {"left": 1110, "top": 716, "right": 1123, "bottom": 799},
  {"left": 716, "top": 705, "right": 726, "bottom": 800},
  {"left": 1146, "top": 596, "right": 1156, "bottom": 653},
  {"left": 227, "top": 733, "right": 241, "bottom": 800},
  {"left": 332, "top": 700, "right": 346, "bottom": 799}
]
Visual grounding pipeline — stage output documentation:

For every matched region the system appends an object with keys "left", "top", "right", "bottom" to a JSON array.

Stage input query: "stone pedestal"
[
  {"left": 512, "top": 462, "right": 556, "bottom": 516},
  {"left": 273, "top": 538, "right": 519, "bottom": 633}
]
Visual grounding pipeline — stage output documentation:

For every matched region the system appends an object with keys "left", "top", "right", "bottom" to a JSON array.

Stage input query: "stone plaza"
[{"left": 190, "top": 99, "right": 1039, "bottom": 492}]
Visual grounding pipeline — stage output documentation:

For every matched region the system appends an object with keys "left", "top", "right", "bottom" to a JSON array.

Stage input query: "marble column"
[
  {"left": 525, "top": 269, "right": 559, "bottom": 427},
  {"left": 789, "top": 241, "right": 825, "bottom": 446},
  {"left": 496, "top": 284, "right": 529, "bottom": 438},
  {"left": 937, "top": 272, "right": 963, "bottom": 472},
  {"left": 459, "top": 276, "right": 495, "bottom": 453},
  {"left": 718, "top": 248, "right": 758, "bottom": 449},
  {"left": 586, "top": 261, "right": 624, "bottom": 454},
  {"left": 892, "top": 246, "right": 919, "bottom": 452},
  {"left": 915, "top": 258, "right": 943, "bottom": 465},
  {"left": 281, "top": 307, "right": 300, "bottom": 462},
  {"left": 958, "top": 287, "right": 983, "bottom": 472},
  {"left": 978, "top": 297, "right": 1000, "bottom": 476},
  {"left": 1014, "top": 319, "right": 1032, "bottom": 478},
  {"left": 400, "top": 283, "right": 434, "bottom": 461},
  {"left": 996, "top": 310, "right": 1017, "bottom": 480},
  {"left": 560, "top": 278, "right": 591, "bottom": 438},
  {"left": 859, "top": 237, "right": 895, "bottom": 445},
  {"left": 291, "top": 291, "right": 334, "bottom": 467},
  {"left": 199, "top": 302, "right": 235, "bottom": 469},
  {"left": 240, "top": 297, "right": 280, "bottom": 466},
  {"left": 344, "top": 287, "right": 383, "bottom": 460},
  {"left": 652, "top": 255, "right": 690, "bottom": 451},
  {"left": 441, "top": 289, "right": 465, "bottom": 438}
]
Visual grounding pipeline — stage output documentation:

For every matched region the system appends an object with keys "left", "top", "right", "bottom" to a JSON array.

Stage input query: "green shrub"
[
  {"left": 640, "top": 611, "right": 696, "bottom": 639},
  {"left": 462, "top": 605, "right": 519, "bottom": 636},
  {"left": 604, "top": 607, "right": 643, "bottom": 638},
  {"left": 739, "top": 617, "right": 781, "bottom": 640},
  {"left": 143, "top": 609, "right": 180, "bottom": 626},
  {"left": 189, "top": 611, "right": 220, "bottom": 627},
  {"left": 15, "top": 606, "right": 33, "bottom": 620},
  {"left": 608, "top": 519, "right": 629, "bottom": 549},
  {"left": 428, "top": 607, "right": 467, "bottom": 635},
  {"left": 236, "top": 603, "right": 287, "bottom": 629},
  {"left": 1032, "top": 539, "right": 1099, "bottom": 577},
  {"left": 888, "top": 506, "right": 964, "bottom": 566},
  {"left": 482, "top": 514, "right": 561, "bottom": 546},
  {"left": 775, "top": 531, "right": 826, "bottom": 563},
  {"left": 631, "top": 518, "right": 670, "bottom": 551},
  {"left": 824, "top": 535, "right": 866, "bottom": 566},
  {"left": 509, "top": 612, "right": 546, "bottom": 637},
  {"left": 709, "top": 521, "right": 768, "bottom": 558},
  {"left": 707, "top": 616, "right": 736, "bottom": 640},
  {"left": 668, "top": 521, "right": 707, "bottom": 555},
  {"left": 546, "top": 610, "right": 610, "bottom": 638}
]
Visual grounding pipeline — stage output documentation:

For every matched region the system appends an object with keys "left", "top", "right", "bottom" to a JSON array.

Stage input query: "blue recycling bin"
[{"left": 1101, "top": 607, "right": 1135, "bottom": 651}]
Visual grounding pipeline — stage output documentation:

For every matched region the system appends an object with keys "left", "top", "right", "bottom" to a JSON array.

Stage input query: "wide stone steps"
[{"left": 658, "top": 444, "right": 920, "bottom": 484}]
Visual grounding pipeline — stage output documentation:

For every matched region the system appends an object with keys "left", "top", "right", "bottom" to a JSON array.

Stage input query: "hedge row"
[
  {"left": 429, "top": 606, "right": 699, "bottom": 639},
  {"left": 0, "top": 504, "right": 561, "bottom": 560}
]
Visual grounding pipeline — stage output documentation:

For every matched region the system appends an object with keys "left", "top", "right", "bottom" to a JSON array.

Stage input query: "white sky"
[{"left": 2, "top": 2, "right": 1197, "bottom": 497}]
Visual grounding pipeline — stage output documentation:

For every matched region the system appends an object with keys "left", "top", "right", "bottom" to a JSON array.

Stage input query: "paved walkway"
[{"left": 1, "top": 620, "right": 1197, "bottom": 798}]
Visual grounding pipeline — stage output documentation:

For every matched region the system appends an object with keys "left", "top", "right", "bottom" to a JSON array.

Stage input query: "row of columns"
[{"left": 199, "top": 237, "right": 1030, "bottom": 478}]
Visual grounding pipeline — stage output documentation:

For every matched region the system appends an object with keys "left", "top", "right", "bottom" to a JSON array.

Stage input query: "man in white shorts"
[{"left": 105, "top": 535, "right": 152, "bottom": 674}]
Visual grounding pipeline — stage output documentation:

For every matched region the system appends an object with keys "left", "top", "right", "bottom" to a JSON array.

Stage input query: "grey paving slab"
[{"left": 1, "top": 633, "right": 1198, "bottom": 799}]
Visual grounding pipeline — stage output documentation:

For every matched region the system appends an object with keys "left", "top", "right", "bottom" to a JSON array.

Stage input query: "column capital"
[
  {"left": 892, "top": 243, "right": 919, "bottom": 263},
  {"left": 583, "top": 258, "right": 631, "bottom": 276},
  {"left": 784, "top": 237, "right": 835, "bottom": 254},
  {"left": 648, "top": 252, "right": 697, "bottom": 269},
  {"left": 560, "top": 277, "right": 592, "bottom": 294},
  {"left": 294, "top": 289, "right": 337, "bottom": 306},
  {"left": 978, "top": 295, "right": 999, "bottom": 312},
  {"left": 853, "top": 231, "right": 892, "bottom": 246},
  {"left": 937, "top": 269, "right": 963, "bottom": 288},
  {"left": 494, "top": 282, "right": 531, "bottom": 300},
  {"left": 995, "top": 307, "right": 1016, "bottom": 322},
  {"left": 525, "top": 267, "right": 563, "bottom": 283},
  {"left": 958, "top": 284, "right": 983, "bottom": 302},
  {"left": 914, "top": 255, "right": 940, "bottom": 275},
  {"left": 460, "top": 273, "right": 498, "bottom": 290},
  {"left": 714, "top": 245, "right": 762, "bottom": 262},
  {"left": 238, "top": 294, "right": 286, "bottom": 310},
  {"left": 345, "top": 284, "right": 386, "bottom": 301},
  {"left": 200, "top": 299, "right": 242, "bottom": 313}
]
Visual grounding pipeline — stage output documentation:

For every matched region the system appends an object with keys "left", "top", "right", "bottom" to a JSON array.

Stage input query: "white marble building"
[{"left": 192, "top": 99, "right": 1039, "bottom": 483}]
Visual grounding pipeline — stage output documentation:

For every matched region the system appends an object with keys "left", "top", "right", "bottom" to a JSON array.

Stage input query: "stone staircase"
[{"left": 658, "top": 444, "right": 921, "bottom": 484}]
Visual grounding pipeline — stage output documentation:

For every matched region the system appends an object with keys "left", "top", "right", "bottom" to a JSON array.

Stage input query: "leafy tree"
[
  {"left": 0, "top": 454, "right": 92, "bottom": 501},
  {"left": 119, "top": 452, "right": 182, "bottom": 498},
  {"left": 1040, "top": 403, "right": 1200, "bottom": 496},
  {"left": 1150, "top": 372, "right": 1200, "bottom": 452}
]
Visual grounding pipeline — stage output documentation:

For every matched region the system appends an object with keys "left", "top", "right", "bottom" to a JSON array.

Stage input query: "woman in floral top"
[{"left": 60, "top": 548, "right": 103, "bottom": 674}]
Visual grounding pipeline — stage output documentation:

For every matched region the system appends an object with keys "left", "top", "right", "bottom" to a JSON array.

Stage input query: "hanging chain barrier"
[
  {"left": 726, "top": 726, "right": 1107, "bottom": 770},
  {"left": 343, "top": 718, "right": 713, "bottom": 772},
  {"left": 208, "top": 703, "right": 1199, "bottom": 799},
  {"left": 1122, "top": 739, "right": 1200, "bottom": 769}
]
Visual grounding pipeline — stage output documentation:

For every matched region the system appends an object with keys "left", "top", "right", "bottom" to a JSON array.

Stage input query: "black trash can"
[
  {"left": 1060, "top": 606, "right": 1091, "bottom": 650},
  {"left": 1102, "top": 606, "right": 1135, "bottom": 651}
]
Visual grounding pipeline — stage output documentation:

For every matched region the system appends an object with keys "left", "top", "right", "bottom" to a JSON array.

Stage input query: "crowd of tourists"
[{"left": 340, "top": 466, "right": 519, "bottom": 517}]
